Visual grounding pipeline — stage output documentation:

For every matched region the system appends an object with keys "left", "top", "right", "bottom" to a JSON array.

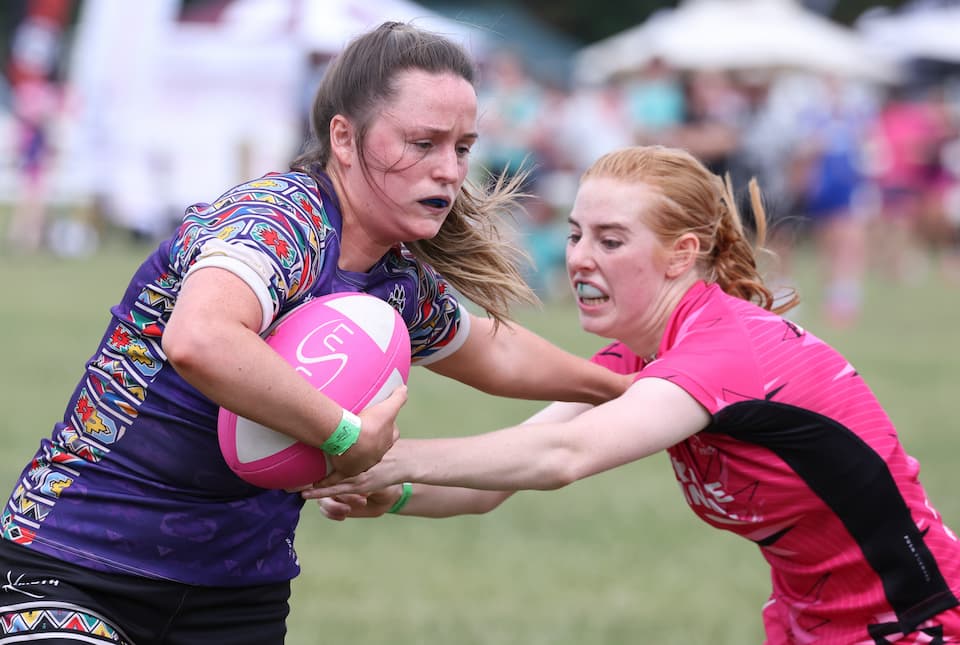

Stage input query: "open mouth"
[
  {"left": 576, "top": 282, "right": 608, "bottom": 305},
  {"left": 419, "top": 198, "right": 450, "bottom": 209}
]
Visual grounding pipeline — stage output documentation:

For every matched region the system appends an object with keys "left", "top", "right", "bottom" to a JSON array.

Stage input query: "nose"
[
  {"left": 565, "top": 237, "right": 594, "bottom": 272},
  {"left": 432, "top": 146, "right": 461, "bottom": 184}
]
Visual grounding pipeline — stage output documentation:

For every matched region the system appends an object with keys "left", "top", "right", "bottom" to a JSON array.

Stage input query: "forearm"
[
  {"left": 166, "top": 323, "right": 343, "bottom": 449},
  {"left": 494, "top": 325, "right": 629, "bottom": 404},
  {"left": 398, "top": 484, "right": 514, "bottom": 517},
  {"left": 163, "top": 267, "right": 344, "bottom": 449},
  {"left": 391, "top": 428, "right": 582, "bottom": 492},
  {"left": 430, "top": 316, "right": 630, "bottom": 405}
]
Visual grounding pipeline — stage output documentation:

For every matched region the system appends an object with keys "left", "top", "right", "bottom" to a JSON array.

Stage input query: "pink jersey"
[{"left": 592, "top": 281, "right": 960, "bottom": 643}]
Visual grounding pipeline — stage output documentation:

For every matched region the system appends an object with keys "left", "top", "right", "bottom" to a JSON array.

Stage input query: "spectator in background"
[
  {"left": 792, "top": 74, "right": 880, "bottom": 328},
  {"left": 869, "top": 83, "right": 956, "bottom": 283},
  {"left": 475, "top": 51, "right": 555, "bottom": 294},
  {"left": 476, "top": 50, "right": 546, "bottom": 189},
  {"left": 664, "top": 69, "right": 745, "bottom": 178},
  {"left": 4, "top": 0, "right": 72, "bottom": 253},
  {"left": 619, "top": 57, "right": 685, "bottom": 144},
  {"left": 726, "top": 71, "right": 809, "bottom": 312}
]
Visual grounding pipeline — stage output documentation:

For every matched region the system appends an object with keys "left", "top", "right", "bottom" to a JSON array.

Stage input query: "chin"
[
  {"left": 408, "top": 220, "right": 447, "bottom": 242},
  {"left": 577, "top": 313, "right": 612, "bottom": 339}
]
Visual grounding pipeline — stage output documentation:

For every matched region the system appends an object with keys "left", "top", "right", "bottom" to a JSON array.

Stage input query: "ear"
[
  {"left": 666, "top": 233, "right": 699, "bottom": 278},
  {"left": 329, "top": 114, "right": 355, "bottom": 167}
]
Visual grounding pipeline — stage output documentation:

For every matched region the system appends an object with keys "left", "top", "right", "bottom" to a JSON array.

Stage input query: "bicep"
[
  {"left": 564, "top": 377, "right": 711, "bottom": 477},
  {"left": 166, "top": 268, "right": 263, "bottom": 343}
]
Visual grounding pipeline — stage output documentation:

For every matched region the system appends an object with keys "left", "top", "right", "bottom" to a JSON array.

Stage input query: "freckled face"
[
  {"left": 566, "top": 177, "right": 672, "bottom": 342},
  {"left": 341, "top": 69, "right": 478, "bottom": 246}
]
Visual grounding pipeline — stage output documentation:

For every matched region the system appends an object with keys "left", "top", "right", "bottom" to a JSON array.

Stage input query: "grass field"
[{"left": 1, "top": 228, "right": 958, "bottom": 644}]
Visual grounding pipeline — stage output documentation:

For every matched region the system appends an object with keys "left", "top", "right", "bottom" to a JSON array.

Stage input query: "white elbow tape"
[{"left": 184, "top": 239, "right": 276, "bottom": 333}]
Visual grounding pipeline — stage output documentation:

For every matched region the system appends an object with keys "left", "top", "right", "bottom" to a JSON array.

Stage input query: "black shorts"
[{"left": 0, "top": 539, "right": 290, "bottom": 644}]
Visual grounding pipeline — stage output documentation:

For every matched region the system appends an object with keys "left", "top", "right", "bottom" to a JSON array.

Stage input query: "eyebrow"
[
  {"left": 418, "top": 126, "right": 479, "bottom": 141},
  {"left": 567, "top": 216, "right": 629, "bottom": 233}
]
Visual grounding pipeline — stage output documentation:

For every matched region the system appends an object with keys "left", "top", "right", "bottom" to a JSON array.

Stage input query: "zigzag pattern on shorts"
[{"left": 0, "top": 605, "right": 128, "bottom": 643}]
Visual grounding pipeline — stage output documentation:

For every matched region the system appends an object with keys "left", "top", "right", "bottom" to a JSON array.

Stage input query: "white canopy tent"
[
  {"left": 573, "top": 0, "right": 901, "bottom": 85},
  {"left": 221, "top": 0, "right": 488, "bottom": 58},
  {"left": 857, "top": 4, "right": 960, "bottom": 64}
]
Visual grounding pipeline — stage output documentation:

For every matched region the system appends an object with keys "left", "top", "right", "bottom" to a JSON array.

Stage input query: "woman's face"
[
  {"left": 566, "top": 176, "right": 673, "bottom": 345},
  {"left": 340, "top": 69, "right": 478, "bottom": 245}
]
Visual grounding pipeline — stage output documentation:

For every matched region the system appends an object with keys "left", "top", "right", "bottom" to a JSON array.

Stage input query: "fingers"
[
  {"left": 388, "top": 384, "right": 409, "bottom": 408},
  {"left": 301, "top": 481, "right": 354, "bottom": 500},
  {"left": 330, "top": 386, "right": 408, "bottom": 476},
  {"left": 317, "top": 497, "right": 351, "bottom": 521},
  {"left": 317, "top": 494, "right": 368, "bottom": 521},
  {"left": 376, "top": 385, "right": 408, "bottom": 425}
]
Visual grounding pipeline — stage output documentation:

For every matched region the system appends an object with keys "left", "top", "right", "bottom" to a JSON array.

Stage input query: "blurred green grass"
[{"left": 1, "top": 228, "right": 958, "bottom": 644}]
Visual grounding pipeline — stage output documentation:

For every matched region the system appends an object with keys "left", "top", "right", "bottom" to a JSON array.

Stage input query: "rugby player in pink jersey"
[{"left": 307, "top": 145, "right": 960, "bottom": 643}]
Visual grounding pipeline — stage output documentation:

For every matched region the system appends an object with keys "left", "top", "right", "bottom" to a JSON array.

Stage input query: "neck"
[
  {"left": 625, "top": 274, "right": 700, "bottom": 360},
  {"left": 327, "top": 168, "right": 391, "bottom": 273}
]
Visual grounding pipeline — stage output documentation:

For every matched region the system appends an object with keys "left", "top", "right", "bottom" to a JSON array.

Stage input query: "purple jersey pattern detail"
[{"left": 1, "top": 172, "right": 464, "bottom": 586}]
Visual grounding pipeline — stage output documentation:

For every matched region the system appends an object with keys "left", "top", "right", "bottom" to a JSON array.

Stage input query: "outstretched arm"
[
  {"left": 427, "top": 314, "right": 633, "bottom": 405},
  {"left": 317, "top": 485, "right": 514, "bottom": 520},
  {"left": 303, "top": 378, "right": 710, "bottom": 499},
  {"left": 312, "top": 400, "right": 594, "bottom": 519}
]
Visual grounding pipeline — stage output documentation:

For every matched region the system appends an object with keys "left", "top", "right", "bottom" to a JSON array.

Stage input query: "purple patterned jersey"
[{"left": 2, "top": 172, "right": 466, "bottom": 586}]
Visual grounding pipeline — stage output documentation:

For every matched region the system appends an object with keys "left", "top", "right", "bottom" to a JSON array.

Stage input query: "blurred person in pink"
[
  {"left": 869, "top": 85, "right": 955, "bottom": 283},
  {"left": 309, "top": 145, "right": 960, "bottom": 644}
]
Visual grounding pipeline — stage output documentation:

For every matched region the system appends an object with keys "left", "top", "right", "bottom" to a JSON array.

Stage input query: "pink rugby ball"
[{"left": 217, "top": 292, "right": 410, "bottom": 489}]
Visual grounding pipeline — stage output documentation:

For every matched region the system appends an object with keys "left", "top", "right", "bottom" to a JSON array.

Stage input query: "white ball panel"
[
  {"left": 324, "top": 294, "right": 398, "bottom": 352},
  {"left": 366, "top": 368, "right": 406, "bottom": 407},
  {"left": 235, "top": 416, "right": 298, "bottom": 463}
]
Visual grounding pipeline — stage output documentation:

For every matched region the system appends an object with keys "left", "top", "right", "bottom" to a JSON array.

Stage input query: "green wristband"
[
  {"left": 387, "top": 482, "right": 413, "bottom": 514},
  {"left": 320, "top": 409, "right": 361, "bottom": 456}
]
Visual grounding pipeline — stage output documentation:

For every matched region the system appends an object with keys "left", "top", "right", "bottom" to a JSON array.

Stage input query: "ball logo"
[
  {"left": 219, "top": 292, "right": 411, "bottom": 489},
  {"left": 293, "top": 319, "right": 356, "bottom": 389}
]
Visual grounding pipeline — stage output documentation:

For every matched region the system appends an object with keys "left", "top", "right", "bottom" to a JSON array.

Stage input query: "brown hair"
[
  {"left": 292, "top": 21, "right": 536, "bottom": 324},
  {"left": 582, "top": 145, "right": 799, "bottom": 314}
]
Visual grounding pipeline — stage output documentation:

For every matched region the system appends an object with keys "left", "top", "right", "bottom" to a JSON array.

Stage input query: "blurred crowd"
[
  {"left": 473, "top": 51, "right": 960, "bottom": 327},
  {"left": 3, "top": 4, "right": 960, "bottom": 332}
]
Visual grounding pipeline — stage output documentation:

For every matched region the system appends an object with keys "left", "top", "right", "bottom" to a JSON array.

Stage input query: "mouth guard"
[{"left": 577, "top": 283, "right": 605, "bottom": 298}]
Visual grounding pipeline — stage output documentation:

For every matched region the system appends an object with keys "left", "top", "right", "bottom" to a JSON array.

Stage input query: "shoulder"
[{"left": 590, "top": 341, "right": 643, "bottom": 375}]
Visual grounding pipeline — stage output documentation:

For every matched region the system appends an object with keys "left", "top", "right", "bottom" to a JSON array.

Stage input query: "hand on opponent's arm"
[
  {"left": 304, "top": 378, "right": 711, "bottom": 497},
  {"left": 317, "top": 485, "right": 515, "bottom": 520},
  {"left": 303, "top": 399, "right": 597, "bottom": 512}
]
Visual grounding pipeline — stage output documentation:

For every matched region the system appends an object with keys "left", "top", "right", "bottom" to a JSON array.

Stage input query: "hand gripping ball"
[{"left": 217, "top": 292, "right": 410, "bottom": 489}]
